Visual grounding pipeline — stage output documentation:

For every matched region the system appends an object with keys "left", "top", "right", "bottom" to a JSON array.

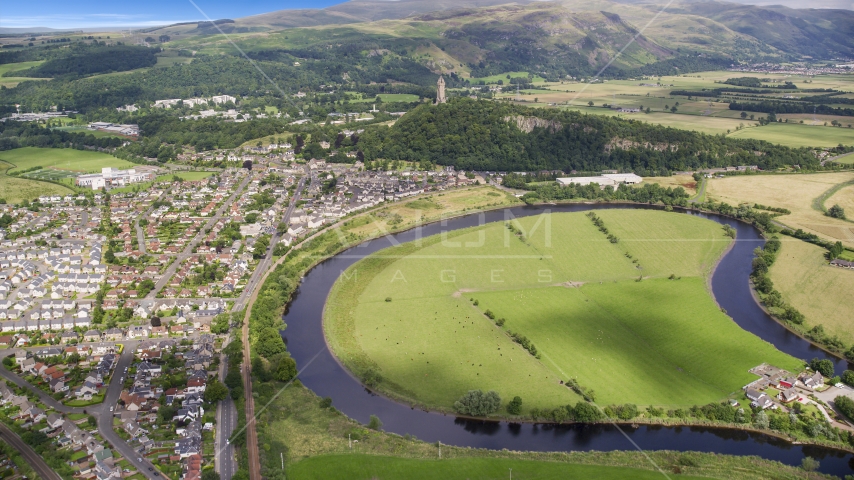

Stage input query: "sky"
[{"left": 0, "top": 0, "right": 346, "bottom": 29}]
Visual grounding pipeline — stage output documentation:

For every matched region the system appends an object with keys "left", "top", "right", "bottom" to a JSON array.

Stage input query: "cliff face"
[{"left": 505, "top": 115, "right": 563, "bottom": 133}]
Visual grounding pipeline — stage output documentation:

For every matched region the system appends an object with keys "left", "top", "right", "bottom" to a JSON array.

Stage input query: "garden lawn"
[
  {"left": 285, "top": 455, "right": 707, "bottom": 480},
  {"left": 769, "top": 239, "right": 854, "bottom": 345},
  {"left": 325, "top": 210, "right": 795, "bottom": 411},
  {"left": 0, "top": 147, "right": 134, "bottom": 173}
]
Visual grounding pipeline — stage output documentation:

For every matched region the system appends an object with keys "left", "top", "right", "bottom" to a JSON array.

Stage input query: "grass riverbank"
[{"left": 324, "top": 209, "right": 801, "bottom": 412}]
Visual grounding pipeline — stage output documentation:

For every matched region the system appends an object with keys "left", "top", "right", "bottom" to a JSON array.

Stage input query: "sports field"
[
  {"left": 0, "top": 166, "right": 73, "bottom": 203},
  {"left": 769, "top": 239, "right": 854, "bottom": 346},
  {"left": 706, "top": 172, "right": 854, "bottom": 247},
  {"left": 286, "top": 456, "right": 707, "bottom": 480},
  {"left": 0, "top": 147, "right": 135, "bottom": 174},
  {"left": 326, "top": 210, "right": 800, "bottom": 412}
]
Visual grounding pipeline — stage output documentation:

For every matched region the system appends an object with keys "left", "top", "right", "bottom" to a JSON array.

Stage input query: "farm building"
[{"left": 556, "top": 173, "right": 643, "bottom": 187}]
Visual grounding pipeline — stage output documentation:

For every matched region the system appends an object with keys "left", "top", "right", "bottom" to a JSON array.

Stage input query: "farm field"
[
  {"left": 0, "top": 161, "right": 73, "bottom": 203},
  {"left": 469, "top": 71, "right": 546, "bottom": 84},
  {"left": 0, "top": 60, "right": 49, "bottom": 88},
  {"left": 726, "top": 123, "right": 854, "bottom": 148},
  {"left": 705, "top": 172, "right": 854, "bottom": 247},
  {"left": 769, "top": 239, "right": 854, "bottom": 345},
  {"left": 0, "top": 147, "right": 135, "bottom": 174},
  {"left": 286, "top": 456, "right": 707, "bottom": 480},
  {"left": 826, "top": 184, "right": 854, "bottom": 217},
  {"left": 325, "top": 210, "right": 796, "bottom": 412}
]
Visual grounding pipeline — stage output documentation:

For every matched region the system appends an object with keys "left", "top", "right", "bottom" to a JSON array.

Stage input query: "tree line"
[{"left": 0, "top": 121, "right": 124, "bottom": 151}]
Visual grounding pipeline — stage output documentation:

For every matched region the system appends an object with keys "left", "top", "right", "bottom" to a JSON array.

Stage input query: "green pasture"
[
  {"left": 0, "top": 147, "right": 135, "bottom": 173},
  {"left": 286, "top": 455, "right": 707, "bottom": 480},
  {"left": 474, "top": 278, "right": 800, "bottom": 406},
  {"left": 53, "top": 125, "right": 128, "bottom": 138},
  {"left": 324, "top": 210, "right": 797, "bottom": 412},
  {"left": 470, "top": 71, "right": 546, "bottom": 84},
  {"left": 726, "top": 123, "right": 854, "bottom": 148},
  {"left": 0, "top": 60, "right": 49, "bottom": 87},
  {"left": 0, "top": 159, "right": 73, "bottom": 203}
]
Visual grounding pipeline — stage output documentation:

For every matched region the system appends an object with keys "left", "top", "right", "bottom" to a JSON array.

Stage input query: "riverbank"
[
  {"left": 262, "top": 382, "right": 837, "bottom": 480},
  {"left": 246, "top": 192, "right": 854, "bottom": 476}
]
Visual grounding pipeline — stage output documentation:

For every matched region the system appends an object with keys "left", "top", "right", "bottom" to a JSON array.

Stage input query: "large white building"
[
  {"left": 76, "top": 168, "right": 153, "bottom": 190},
  {"left": 556, "top": 173, "right": 643, "bottom": 187}
]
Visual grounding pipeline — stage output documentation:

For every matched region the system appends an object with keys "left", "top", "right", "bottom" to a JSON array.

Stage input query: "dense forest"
[
  {"left": 0, "top": 121, "right": 124, "bottom": 151},
  {"left": 357, "top": 99, "right": 819, "bottom": 172},
  {"left": 11, "top": 45, "right": 158, "bottom": 78},
  {"left": 729, "top": 100, "right": 854, "bottom": 118}
]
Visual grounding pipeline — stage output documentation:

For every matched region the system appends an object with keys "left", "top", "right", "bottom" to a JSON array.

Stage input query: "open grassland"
[
  {"left": 342, "top": 187, "right": 521, "bottom": 239},
  {"left": 0, "top": 60, "right": 49, "bottom": 88},
  {"left": 261, "top": 383, "right": 821, "bottom": 480},
  {"left": 826, "top": 184, "right": 854, "bottom": 218},
  {"left": 706, "top": 172, "right": 854, "bottom": 247},
  {"left": 325, "top": 210, "right": 796, "bottom": 411},
  {"left": 833, "top": 152, "right": 854, "bottom": 165},
  {"left": 0, "top": 161, "right": 73, "bottom": 203},
  {"left": 287, "top": 456, "right": 708, "bottom": 480},
  {"left": 769, "top": 239, "right": 854, "bottom": 345},
  {"left": 474, "top": 280, "right": 800, "bottom": 406},
  {"left": 469, "top": 71, "right": 546, "bottom": 84},
  {"left": 726, "top": 123, "right": 854, "bottom": 148},
  {"left": 0, "top": 147, "right": 134, "bottom": 173}
]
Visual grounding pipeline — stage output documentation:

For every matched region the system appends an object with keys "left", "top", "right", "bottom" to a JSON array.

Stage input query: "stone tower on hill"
[{"left": 435, "top": 76, "right": 446, "bottom": 105}]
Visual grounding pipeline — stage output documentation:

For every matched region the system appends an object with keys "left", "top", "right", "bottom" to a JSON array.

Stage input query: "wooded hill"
[{"left": 358, "top": 99, "right": 818, "bottom": 173}]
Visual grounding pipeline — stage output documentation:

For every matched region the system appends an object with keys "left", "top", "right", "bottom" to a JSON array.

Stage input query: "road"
[
  {"left": 135, "top": 188, "right": 168, "bottom": 255},
  {"left": 233, "top": 170, "right": 307, "bottom": 312},
  {"left": 147, "top": 175, "right": 251, "bottom": 299},
  {"left": 215, "top": 335, "right": 237, "bottom": 480},
  {"left": 96, "top": 343, "right": 160, "bottom": 480},
  {"left": 1, "top": 341, "right": 159, "bottom": 480},
  {"left": 239, "top": 168, "right": 308, "bottom": 480},
  {"left": 0, "top": 422, "right": 62, "bottom": 480}
]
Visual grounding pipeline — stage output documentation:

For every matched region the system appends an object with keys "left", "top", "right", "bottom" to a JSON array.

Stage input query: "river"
[{"left": 282, "top": 204, "right": 854, "bottom": 476}]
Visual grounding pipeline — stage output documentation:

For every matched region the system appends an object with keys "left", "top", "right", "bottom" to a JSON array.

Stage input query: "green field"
[
  {"left": 0, "top": 60, "right": 49, "bottom": 88},
  {"left": 0, "top": 160, "right": 73, "bottom": 203},
  {"left": 0, "top": 147, "right": 135, "bottom": 174},
  {"left": 286, "top": 456, "right": 707, "bottom": 480},
  {"left": 325, "top": 210, "right": 801, "bottom": 412},
  {"left": 726, "top": 123, "right": 854, "bottom": 148},
  {"left": 470, "top": 71, "right": 546, "bottom": 84},
  {"left": 53, "top": 125, "right": 128, "bottom": 139}
]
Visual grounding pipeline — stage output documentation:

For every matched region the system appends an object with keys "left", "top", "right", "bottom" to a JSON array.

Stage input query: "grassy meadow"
[
  {"left": 826, "top": 184, "right": 854, "bottom": 219},
  {"left": 0, "top": 161, "right": 73, "bottom": 203},
  {"left": 0, "top": 147, "right": 135, "bottom": 174},
  {"left": 0, "top": 60, "right": 49, "bottom": 88},
  {"left": 726, "top": 123, "right": 854, "bottom": 148},
  {"left": 286, "top": 456, "right": 708, "bottom": 480},
  {"left": 325, "top": 209, "right": 799, "bottom": 412},
  {"left": 706, "top": 172, "right": 854, "bottom": 247},
  {"left": 770, "top": 239, "right": 854, "bottom": 346}
]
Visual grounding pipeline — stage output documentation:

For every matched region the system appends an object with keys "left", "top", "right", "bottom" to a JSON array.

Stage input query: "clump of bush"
[{"left": 454, "top": 389, "right": 501, "bottom": 416}]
